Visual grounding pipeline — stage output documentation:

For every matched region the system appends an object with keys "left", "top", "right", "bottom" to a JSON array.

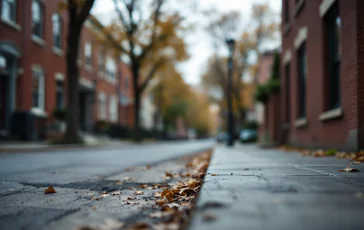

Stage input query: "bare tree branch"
[
  {"left": 78, "top": 0, "right": 96, "bottom": 25},
  {"left": 139, "top": 58, "right": 165, "bottom": 91}
]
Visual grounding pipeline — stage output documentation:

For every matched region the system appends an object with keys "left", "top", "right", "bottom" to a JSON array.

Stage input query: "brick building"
[
  {"left": 281, "top": 0, "right": 364, "bottom": 150},
  {"left": 0, "top": 0, "right": 134, "bottom": 140}
]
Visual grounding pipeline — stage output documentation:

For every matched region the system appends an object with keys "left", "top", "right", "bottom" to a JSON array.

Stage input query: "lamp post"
[{"left": 226, "top": 38, "right": 235, "bottom": 147}]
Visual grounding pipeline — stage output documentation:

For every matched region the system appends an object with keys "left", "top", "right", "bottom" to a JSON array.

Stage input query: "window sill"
[
  {"left": 295, "top": 0, "right": 305, "bottom": 17},
  {"left": 31, "top": 108, "right": 48, "bottom": 117},
  {"left": 283, "top": 23, "right": 291, "bottom": 36},
  {"left": 319, "top": 107, "right": 343, "bottom": 121},
  {"left": 32, "top": 35, "right": 46, "bottom": 47},
  {"left": 295, "top": 118, "right": 307, "bottom": 128},
  {"left": 85, "top": 65, "right": 94, "bottom": 72},
  {"left": 1, "top": 17, "right": 21, "bottom": 31},
  {"left": 53, "top": 47, "right": 64, "bottom": 57}
]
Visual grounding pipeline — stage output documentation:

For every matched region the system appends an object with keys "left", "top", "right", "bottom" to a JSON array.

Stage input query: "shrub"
[
  {"left": 255, "top": 84, "right": 269, "bottom": 103},
  {"left": 53, "top": 109, "right": 67, "bottom": 121},
  {"left": 326, "top": 149, "right": 337, "bottom": 156}
]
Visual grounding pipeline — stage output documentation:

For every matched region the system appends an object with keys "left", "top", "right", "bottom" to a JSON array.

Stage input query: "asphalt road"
[
  {"left": 0, "top": 140, "right": 214, "bottom": 183},
  {"left": 0, "top": 140, "right": 214, "bottom": 230}
]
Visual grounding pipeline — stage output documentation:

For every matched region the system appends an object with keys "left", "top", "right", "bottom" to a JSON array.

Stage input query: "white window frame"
[
  {"left": 319, "top": 0, "right": 337, "bottom": 18},
  {"left": 85, "top": 42, "right": 92, "bottom": 67},
  {"left": 98, "top": 92, "right": 107, "bottom": 120},
  {"left": 31, "top": 0, "right": 44, "bottom": 39},
  {"left": 52, "top": 13, "right": 62, "bottom": 49},
  {"left": 31, "top": 65, "right": 45, "bottom": 112},
  {"left": 109, "top": 95, "right": 118, "bottom": 123},
  {"left": 1, "top": 0, "right": 16, "bottom": 22}
]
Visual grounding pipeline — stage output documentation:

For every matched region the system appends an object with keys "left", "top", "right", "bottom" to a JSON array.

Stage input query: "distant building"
[{"left": 281, "top": 0, "right": 364, "bottom": 150}]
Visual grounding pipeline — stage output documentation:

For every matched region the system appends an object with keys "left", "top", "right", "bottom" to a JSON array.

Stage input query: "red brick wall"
[
  {"left": 281, "top": 0, "right": 364, "bottom": 150},
  {"left": 0, "top": 0, "right": 131, "bottom": 130}
]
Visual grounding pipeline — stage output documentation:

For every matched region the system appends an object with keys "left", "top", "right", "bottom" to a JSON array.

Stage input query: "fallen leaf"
[
  {"left": 128, "top": 222, "right": 149, "bottom": 230},
  {"left": 44, "top": 186, "right": 56, "bottom": 194},
  {"left": 99, "top": 219, "right": 124, "bottom": 230},
  {"left": 135, "top": 191, "right": 144, "bottom": 195},
  {"left": 125, "top": 201, "right": 140, "bottom": 205},
  {"left": 350, "top": 161, "right": 361, "bottom": 165},
  {"left": 155, "top": 192, "right": 162, "bottom": 198},
  {"left": 165, "top": 172, "right": 173, "bottom": 177},
  {"left": 126, "top": 196, "right": 137, "bottom": 200},
  {"left": 111, "top": 191, "right": 121, "bottom": 196},
  {"left": 156, "top": 197, "right": 168, "bottom": 206},
  {"left": 153, "top": 223, "right": 179, "bottom": 230},
  {"left": 202, "top": 213, "right": 217, "bottom": 222},
  {"left": 338, "top": 167, "right": 360, "bottom": 172},
  {"left": 146, "top": 165, "right": 151, "bottom": 170},
  {"left": 115, "top": 180, "right": 123, "bottom": 185},
  {"left": 139, "top": 184, "right": 148, "bottom": 189},
  {"left": 210, "top": 174, "right": 218, "bottom": 176},
  {"left": 149, "top": 210, "right": 174, "bottom": 219}
]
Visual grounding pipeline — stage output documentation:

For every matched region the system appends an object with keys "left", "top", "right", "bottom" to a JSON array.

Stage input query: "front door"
[{"left": 0, "top": 74, "right": 7, "bottom": 131}]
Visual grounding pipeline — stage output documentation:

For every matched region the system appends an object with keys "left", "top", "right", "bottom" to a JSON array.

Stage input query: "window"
[
  {"left": 85, "top": 42, "right": 92, "bottom": 66},
  {"left": 32, "top": 0, "right": 44, "bottom": 38},
  {"left": 285, "top": 63, "right": 291, "bottom": 123},
  {"left": 297, "top": 42, "right": 307, "bottom": 119},
  {"left": 106, "top": 58, "right": 116, "bottom": 81},
  {"left": 56, "top": 80, "right": 64, "bottom": 109},
  {"left": 325, "top": 2, "right": 340, "bottom": 110},
  {"left": 52, "top": 13, "right": 62, "bottom": 49},
  {"left": 98, "top": 51, "right": 105, "bottom": 72},
  {"left": 284, "top": 0, "right": 289, "bottom": 24},
  {"left": 124, "top": 76, "right": 129, "bottom": 89},
  {"left": 1, "top": 0, "right": 17, "bottom": 22},
  {"left": 32, "top": 68, "right": 44, "bottom": 109},
  {"left": 98, "top": 93, "right": 107, "bottom": 120},
  {"left": 109, "top": 96, "right": 118, "bottom": 122}
]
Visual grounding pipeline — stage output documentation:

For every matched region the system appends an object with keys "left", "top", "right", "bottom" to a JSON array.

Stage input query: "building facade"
[
  {"left": 0, "top": 0, "right": 134, "bottom": 140},
  {"left": 281, "top": 0, "right": 364, "bottom": 150}
]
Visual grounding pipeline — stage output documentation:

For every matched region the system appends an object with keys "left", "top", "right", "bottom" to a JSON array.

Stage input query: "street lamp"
[{"left": 226, "top": 38, "right": 235, "bottom": 147}]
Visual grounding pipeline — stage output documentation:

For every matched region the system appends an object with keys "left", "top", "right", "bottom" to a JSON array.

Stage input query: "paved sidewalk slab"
[{"left": 189, "top": 144, "right": 364, "bottom": 230}]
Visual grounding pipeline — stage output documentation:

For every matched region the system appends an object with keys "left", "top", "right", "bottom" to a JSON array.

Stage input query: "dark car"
[{"left": 239, "top": 129, "right": 257, "bottom": 143}]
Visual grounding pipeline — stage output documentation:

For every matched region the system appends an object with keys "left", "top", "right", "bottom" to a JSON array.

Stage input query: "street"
[{"left": 0, "top": 140, "right": 214, "bottom": 230}]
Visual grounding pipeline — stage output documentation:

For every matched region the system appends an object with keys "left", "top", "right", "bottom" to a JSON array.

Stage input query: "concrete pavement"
[{"left": 190, "top": 144, "right": 364, "bottom": 230}]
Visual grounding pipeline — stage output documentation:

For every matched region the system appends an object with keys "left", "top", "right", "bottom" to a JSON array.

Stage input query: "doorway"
[{"left": 0, "top": 74, "right": 8, "bottom": 131}]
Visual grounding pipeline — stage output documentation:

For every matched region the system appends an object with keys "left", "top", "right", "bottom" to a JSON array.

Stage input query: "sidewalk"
[{"left": 189, "top": 144, "right": 364, "bottom": 230}]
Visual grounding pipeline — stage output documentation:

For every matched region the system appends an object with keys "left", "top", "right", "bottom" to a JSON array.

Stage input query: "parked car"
[
  {"left": 239, "top": 129, "right": 257, "bottom": 143},
  {"left": 216, "top": 132, "right": 229, "bottom": 143}
]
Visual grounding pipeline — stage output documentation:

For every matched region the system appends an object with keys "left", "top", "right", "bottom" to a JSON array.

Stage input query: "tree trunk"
[
  {"left": 64, "top": 26, "right": 82, "bottom": 143},
  {"left": 132, "top": 64, "right": 142, "bottom": 142},
  {"left": 133, "top": 88, "right": 141, "bottom": 142}
]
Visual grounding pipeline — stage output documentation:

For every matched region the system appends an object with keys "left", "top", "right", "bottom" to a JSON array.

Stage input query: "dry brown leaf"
[
  {"left": 202, "top": 213, "right": 217, "bottom": 222},
  {"left": 135, "top": 191, "right": 144, "bottom": 195},
  {"left": 127, "top": 222, "right": 149, "bottom": 230},
  {"left": 210, "top": 174, "right": 218, "bottom": 176},
  {"left": 115, "top": 180, "right": 123, "bottom": 185},
  {"left": 126, "top": 196, "right": 137, "bottom": 200},
  {"left": 156, "top": 197, "right": 168, "bottom": 206},
  {"left": 125, "top": 201, "right": 140, "bottom": 205},
  {"left": 139, "top": 184, "right": 148, "bottom": 189},
  {"left": 338, "top": 167, "right": 360, "bottom": 172},
  {"left": 44, "top": 186, "right": 56, "bottom": 194},
  {"left": 153, "top": 223, "right": 179, "bottom": 230},
  {"left": 165, "top": 172, "right": 173, "bottom": 177},
  {"left": 111, "top": 191, "right": 121, "bottom": 196},
  {"left": 146, "top": 165, "right": 152, "bottom": 170}
]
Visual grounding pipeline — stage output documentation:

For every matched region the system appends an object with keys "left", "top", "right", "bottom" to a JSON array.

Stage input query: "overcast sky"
[{"left": 92, "top": 0, "right": 282, "bottom": 85}]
